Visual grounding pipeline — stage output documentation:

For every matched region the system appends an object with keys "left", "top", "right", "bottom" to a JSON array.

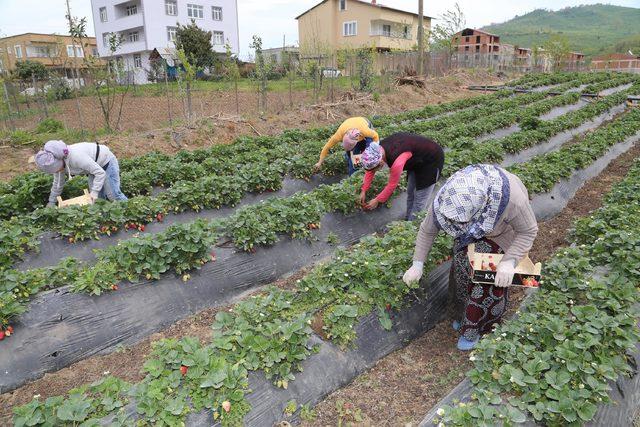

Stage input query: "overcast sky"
[{"left": 1, "top": 0, "right": 639, "bottom": 59}]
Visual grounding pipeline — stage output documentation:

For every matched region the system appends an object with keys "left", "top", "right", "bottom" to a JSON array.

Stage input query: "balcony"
[
  {"left": 108, "top": 12, "right": 144, "bottom": 33},
  {"left": 369, "top": 20, "right": 414, "bottom": 49}
]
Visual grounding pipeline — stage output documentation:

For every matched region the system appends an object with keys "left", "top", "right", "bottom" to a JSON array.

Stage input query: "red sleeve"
[
  {"left": 361, "top": 170, "right": 376, "bottom": 192},
  {"left": 374, "top": 152, "right": 413, "bottom": 203}
]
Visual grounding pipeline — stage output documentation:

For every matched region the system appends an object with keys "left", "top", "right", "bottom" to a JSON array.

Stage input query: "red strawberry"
[
  {"left": 0, "top": 331, "right": 4, "bottom": 341},
  {"left": 111, "top": 284, "right": 119, "bottom": 291},
  {"left": 156, "top": 213, "right": 164, "bottom": 222},
  {"left": 6, "top": 326, "right": 13, "bottom": 334},
  {"left": 139, "top": 225, "right": 145, "bottom": 232},
  {"left": 489, "top": 262, "right": 497, "bottom": 272},
  {"left": 180, "top": 365, "right": 188, "bottom": 376}
]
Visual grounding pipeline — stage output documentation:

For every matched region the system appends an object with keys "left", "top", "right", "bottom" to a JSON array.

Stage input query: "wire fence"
[{"left": 0, "top": 49, "right": 588, "bottom": 135}]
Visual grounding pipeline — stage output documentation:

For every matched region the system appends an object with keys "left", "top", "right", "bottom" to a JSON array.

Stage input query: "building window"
[
  {"left": 403, "top": 25, "right": 409, "bottom": 39},
  {"left": 339, "top": 0, "right": 346, "bottom": 11},
  {"left": 465, "top": 46, "right": 469, "bottom": 51},
  {"left": 27, "top": 45, "right": 56, "bottom": 58},
  {"left": 100, "top": 7, "right": 108, "bottom": 22},
  {"left": 465, "top": 36, "right": 469, "bottom": 42},
  {"left": 126, "top": 5, "right": 138, "bottom": 16},
  {"left": 212, "top": 6, "right": 222, "bottom": 20},
  {"left": 128, "top": 31, "right": 139, "bottom": 42},
  {"left": 476, "top": 35, "right": 480, "bottom": 43},
  {"left": 92, "top": 47, "right": 99, "bottom": 57},
  {"left": 165, "top": 0, "right": 177, "bottom": 15},
  {"left": 134, "top": 54, "right": 142, "bottom": 68},
  {"left": 167, "top": 26, "right": 177, "bottom": 42},
  {"left": 14, "top": 45, "right": 23, "bottom": 58},
  {"left": 187, "top": 4, "right": 204, "bottom": 18},
  {"left": 343, "top": 21, "right": 357, "bottom": 37},
  {"left": 212, "top": 31, "right": 224, "bottom": 45},
  {"left": 382, "top": 24, "right": 391, "bottom": 37},
  {"left": 103, "top": 33, "right": 110, "bottom": 48},
  {"left": 66, "top": 45, "right": 84, "bottom": 58}
]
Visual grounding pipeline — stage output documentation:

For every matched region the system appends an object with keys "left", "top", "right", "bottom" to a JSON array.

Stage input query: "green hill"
[{"left": 481, "top": 4, "right": 640, "bottom": 57}]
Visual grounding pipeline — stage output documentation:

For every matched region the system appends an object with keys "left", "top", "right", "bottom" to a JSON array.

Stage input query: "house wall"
[
  {"left": 298, "top": 0, "right": 428, "bottom": 54},
  {"left": 0, "top": 33, "right": 98, "bottom": 73},
  {"left": 91, "top": 0, "right": 239, "bottom": 83}
]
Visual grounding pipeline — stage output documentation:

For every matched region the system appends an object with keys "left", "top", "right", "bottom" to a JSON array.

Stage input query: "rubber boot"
[{"left": 457, "top": 335, "right": 479, "bottom": 351}]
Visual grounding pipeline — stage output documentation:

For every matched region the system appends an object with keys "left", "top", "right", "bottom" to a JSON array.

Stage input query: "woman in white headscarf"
[
  {"left": 402, "top": 164, "right": 538, "bottom": 351},
  {"left": 34, "top": 140, "right": 128, "bottom": 207}
]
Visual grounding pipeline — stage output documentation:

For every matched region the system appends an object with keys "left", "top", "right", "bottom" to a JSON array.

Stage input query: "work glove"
[
  {"left": 495, "top": 259, "right": 516, "bottom": 287},
  {"left": 403, "top": 261, "right": 424, "bottom": 285},
  {"left": 90, "top": 191, "right": 99, "bottom": 203}
]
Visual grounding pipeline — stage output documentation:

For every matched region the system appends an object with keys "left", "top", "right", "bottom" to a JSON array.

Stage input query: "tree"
[
  {"left": 221, "top": 42, "right": 240, "bottom": 114},
  {"left": 176, "top": 48, "right": 196, "bottom": 122},
  {"left": 13, "top": 61, "right": 48, "bottom": 80},
  {"left": 542, "top": 35, "right": 571, "bottom": 71},
  {"left": 429, "top": 3, "right": 466, "bottom": 67},
  {"left": 249, "top": 35, "right": 272, "bottom": 114},
  {"left": 175, "top": 21, "right": 216, "bottom": 70}
]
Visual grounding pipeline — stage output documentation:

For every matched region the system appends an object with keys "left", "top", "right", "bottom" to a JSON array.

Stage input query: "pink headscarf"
[
  {"left": 34, "top": 140, "right": 69, "bottom": 174},
  {"left": 342, "top": 128, "right": 362, "bottom": 151}
]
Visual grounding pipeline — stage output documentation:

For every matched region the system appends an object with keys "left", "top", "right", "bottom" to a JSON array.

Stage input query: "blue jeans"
[
  {"left": 405, "top": 170, "right": 438, "bottom": 221},
  {"left": 345, "top": 137, "right": 374, "bottom": 176},
  {"left": 88, "top": 156, "right": 128, "bottom": 201}
]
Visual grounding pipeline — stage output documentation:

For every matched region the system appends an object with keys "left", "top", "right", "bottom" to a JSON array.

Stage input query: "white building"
[{"left": 90, "top": 0, "right": 239, "bottom": 83}]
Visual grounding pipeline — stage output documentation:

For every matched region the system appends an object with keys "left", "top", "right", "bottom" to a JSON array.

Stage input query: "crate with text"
[{"left": 467, "top": 243, "right": 542, "bottom": 288}]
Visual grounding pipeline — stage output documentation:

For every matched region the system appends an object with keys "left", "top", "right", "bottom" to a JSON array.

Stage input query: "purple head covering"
[
  {"left": 34, "top": 140, "right": 68, "bottom": 174},
  {"left": 361, "top": 142, "right": 383, "bottom": 170}
]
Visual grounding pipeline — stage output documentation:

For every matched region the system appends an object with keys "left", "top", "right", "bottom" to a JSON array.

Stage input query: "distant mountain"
[{"left": 481, "top": 4, "right": 640, "bottom": 57}]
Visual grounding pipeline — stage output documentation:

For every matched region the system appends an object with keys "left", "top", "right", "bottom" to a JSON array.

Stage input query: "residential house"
[
  {"left": 0, "top": 33, "right": 99, "bottom": 80},
  {"left": 90, "top": 0, "right": 239, "bottom": 84},
  {"left": 296, "top": 0, "right": 431, "bottom": 54},
  {"left": 452, "top": 28, "right": 501, "bottom": 58},
  {"left": 591, "top": 53, "right": 640, "bottom": 73}
]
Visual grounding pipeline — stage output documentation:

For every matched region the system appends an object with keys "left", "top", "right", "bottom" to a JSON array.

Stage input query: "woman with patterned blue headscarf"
[{"left": 403, "top": 164, "right": 538, "bottom": 351}]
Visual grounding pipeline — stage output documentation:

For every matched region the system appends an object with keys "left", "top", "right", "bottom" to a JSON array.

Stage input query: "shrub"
[{"left": 36, "top": 118, "right": 64, "bottom": 134}]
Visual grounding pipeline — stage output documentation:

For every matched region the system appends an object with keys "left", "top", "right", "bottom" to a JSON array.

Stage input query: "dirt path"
[
  {"left": 301, "top": 143, "right": 640, "bottom": 427},
  {"left": 0, "top": 70, "right": 508, "bottom": 181}
]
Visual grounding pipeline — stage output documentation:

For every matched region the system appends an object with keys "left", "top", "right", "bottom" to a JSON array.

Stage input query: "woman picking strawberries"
[
  {"left": 402, "top": 164, "right": 538, "bottom": 351},
  {"left": 359, "top": 132, "right": 444, "bottom": 221},
  {"left": 314, "top": 116, "right": 379, "bottom": 176}
]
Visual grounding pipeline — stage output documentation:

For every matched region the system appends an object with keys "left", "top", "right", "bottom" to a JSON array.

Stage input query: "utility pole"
[
  {"left": 417, "top": 0, "right": 424, "bottom": 76},
  {"left": 65, "top": 0, "right": 85, "bottom": 134}
]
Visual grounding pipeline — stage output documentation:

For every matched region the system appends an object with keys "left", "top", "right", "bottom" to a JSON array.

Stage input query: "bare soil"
[{"left": 0, "top": 70, "right": 508, "bottom": 181}]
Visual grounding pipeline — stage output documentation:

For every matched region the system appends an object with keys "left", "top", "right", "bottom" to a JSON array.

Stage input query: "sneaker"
[
  {"left": 457, "top": 335, "right": 479, "bottom": 351},
  {"left": 452, "top": 320, "right": 461, "bottom": 331}
]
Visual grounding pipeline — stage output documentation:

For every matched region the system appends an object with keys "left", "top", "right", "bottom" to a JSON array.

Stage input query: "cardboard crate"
[
  {"left": 467, "top": 243, "right": 542, "bottom": 288},
  {"left": 57, "top": 189, "right": 93, "bottom": 208}
]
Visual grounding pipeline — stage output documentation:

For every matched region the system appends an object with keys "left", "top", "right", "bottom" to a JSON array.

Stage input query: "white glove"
[
  {"left": 495, "top": 259, "right": 516, "bottom": 287},
  {"left": 89, "top": 191, "right": 99, "bottom": 203},
  {"left": 403, "top": 261, "right": 424, "bottom": 285}
]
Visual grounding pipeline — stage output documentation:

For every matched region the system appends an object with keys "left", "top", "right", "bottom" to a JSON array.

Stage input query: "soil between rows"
[{"left": 299, "top": 142, "right": 640, "bottom": 427}]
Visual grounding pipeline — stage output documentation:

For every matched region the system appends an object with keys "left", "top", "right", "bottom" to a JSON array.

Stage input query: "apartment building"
[
  {"left": 591, "top": 53, "right": 640, "bottom": 73},
  {"left": 0, "top": 33, "right": 98, "bottom": 78},
  {"left": 296, "top": 0, "right": 431, "bottom": 53},
  {"left": 90, "top": 0, "right": 239, "bottom": 84}
]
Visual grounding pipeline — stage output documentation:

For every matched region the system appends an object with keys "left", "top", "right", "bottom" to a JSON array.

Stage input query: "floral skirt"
[{"left": 450, "top": 238, "right": 507, "bottom": 341}]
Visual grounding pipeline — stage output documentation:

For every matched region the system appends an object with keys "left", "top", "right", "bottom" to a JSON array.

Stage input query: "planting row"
[
  {"left": 2, "top": 102, "right": 637, "bottom": 333},
  {"left": 11, "top": 212, "right": 455, "bottom": 426},
  {"left": 4, "top": 71, "right": 625, "bottom": 218},
  {"left": 445, "top": 84, "right": 640, "bottom": 173},
  {"left": 434, "top": 158, "right": 640, "bottom": 426},
  {"left": 0, "top": 172, "right": 396, "bottom": 326},
  {"left": 0, "top": 89, "right": 573, "bottom": 268},
  {"left": 0, "top": 90, "right": 517, "bottom": 217},
  {"left": 12, "top": 136, "right": 640, "bottom": 426},
  {"left": 506, "top": 71, "right": 613, "bottom": 90}
]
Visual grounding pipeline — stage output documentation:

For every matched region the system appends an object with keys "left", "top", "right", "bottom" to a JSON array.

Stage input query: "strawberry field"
[{"left": 2, "top": 71, "right": 640, "bottom": 426}]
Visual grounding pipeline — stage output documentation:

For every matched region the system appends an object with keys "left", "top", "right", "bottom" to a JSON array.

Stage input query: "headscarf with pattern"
[{"left": 433, "top": 164, "right": 510, "bottom": 251}]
